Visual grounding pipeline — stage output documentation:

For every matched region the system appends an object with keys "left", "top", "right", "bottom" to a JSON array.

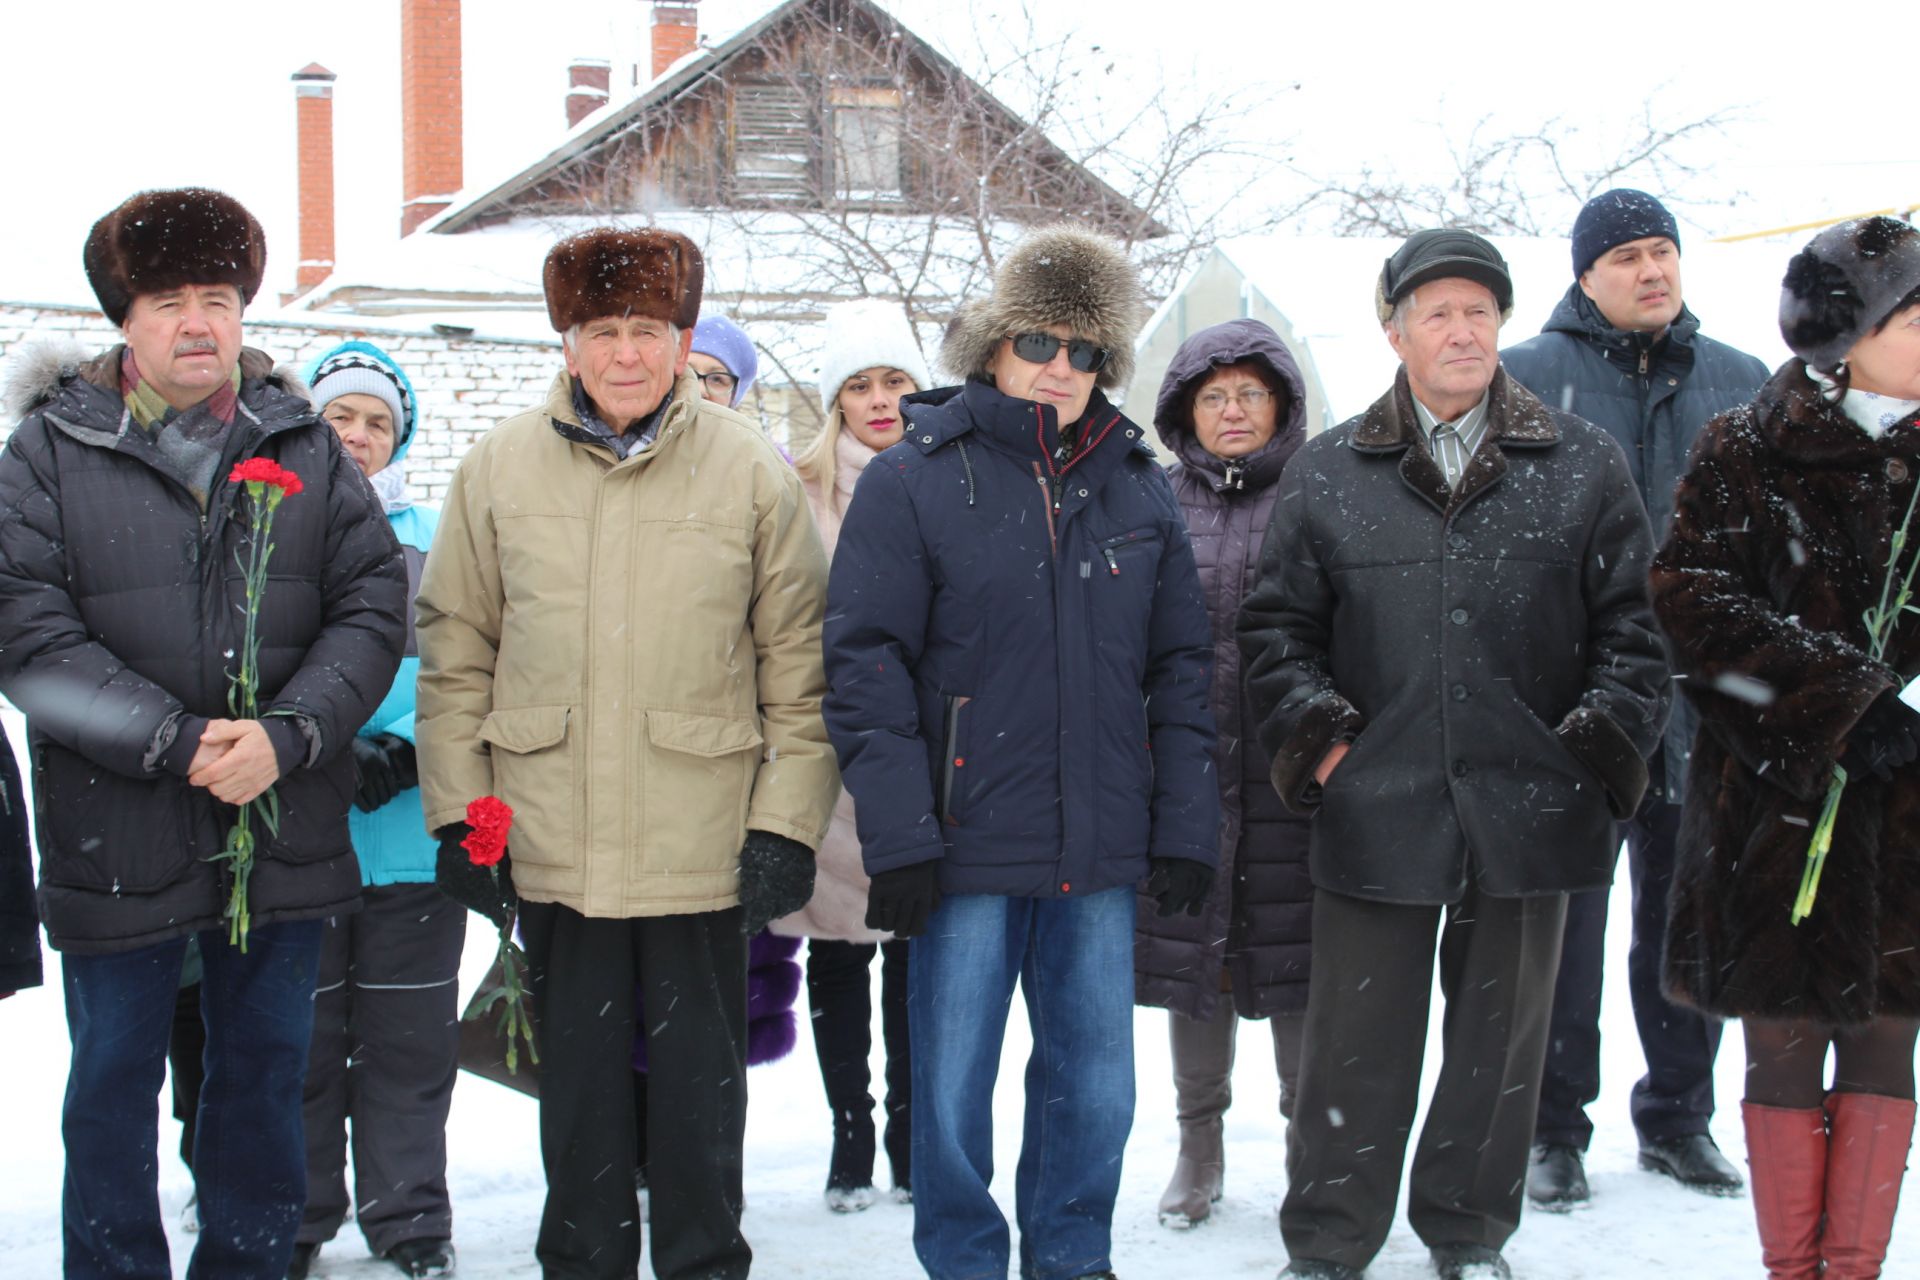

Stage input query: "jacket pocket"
[
  {"left": 34, "top": 744, "right": 194, "bottom": 894},
  {"left": 478, "top": 705, "right": 577, "bottom": 869},
  {"left": 937, "top": 694, "right": 973, "bottom": 825},
  {"left": 640, "top": 710, "right": 764, "bottom": 879}
]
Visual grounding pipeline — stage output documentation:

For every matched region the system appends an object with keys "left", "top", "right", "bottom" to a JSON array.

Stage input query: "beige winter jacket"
[{"left": 415, "top": 368, "right": 838, "bottom": 919}]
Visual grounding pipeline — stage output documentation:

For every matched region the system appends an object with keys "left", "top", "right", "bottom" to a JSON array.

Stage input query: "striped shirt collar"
[{"left": 1410, "top": 390, "right": 1491, "bottom": 488}]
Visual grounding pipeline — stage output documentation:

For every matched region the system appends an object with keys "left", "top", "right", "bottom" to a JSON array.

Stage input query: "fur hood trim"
[
  {"left": 939, "top": 224, "right": 1145, "bottom": 391},
  {"left": 3, "top": 340, "right": 310, "bottom": 423}
]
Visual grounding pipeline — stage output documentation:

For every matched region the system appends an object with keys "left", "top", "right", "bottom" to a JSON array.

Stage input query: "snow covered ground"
[{"left": 2, "top": 710, "right": 1916, "bottom": 1278}]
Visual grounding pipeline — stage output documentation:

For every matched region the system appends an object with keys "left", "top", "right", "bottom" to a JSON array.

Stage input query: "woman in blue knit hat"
[{"left": 290, "top": 339, "right": 463, "bottom": 1280}]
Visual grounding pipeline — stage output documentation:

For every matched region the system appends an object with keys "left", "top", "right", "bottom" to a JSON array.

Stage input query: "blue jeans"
[
  {"left": 61, "top": 920, "right": 323, "bottom": 1279},
  {"left": 909, "top": 888, "right": 1135, "bottom": 1280}
]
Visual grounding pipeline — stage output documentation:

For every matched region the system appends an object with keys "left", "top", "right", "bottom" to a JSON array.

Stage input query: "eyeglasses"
[
  {"left": 1194, "top": 388, "right": 1274, "bottom": 413},
  {"left": 1008, "top": 332, "right": 1112, "bottom": 374},
  {"left": 697, "top": 371, "right": 739, "bottom": 395}
]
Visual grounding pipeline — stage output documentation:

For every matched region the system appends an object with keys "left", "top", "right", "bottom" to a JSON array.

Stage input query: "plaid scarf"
[{"left": 121, "top": 347, "right": 241, "bottom": 431}]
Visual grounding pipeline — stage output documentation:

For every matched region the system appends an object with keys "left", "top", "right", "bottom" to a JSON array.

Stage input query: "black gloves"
[
  {"left": 865, "top": 861, "right": 943, "bottom": 938},
  {"left": 1147, "top": 857, "right": 1214, "bottom": 918},
  {"left": 350, "top": 732, "right": 418, "bottom": 813},
  {"left": 738, "top": 830, "right": 816, "bottom": 936},
  {"left": 434, "top": 822, "right": 518, "bottom": 929},
  {"left": 1840, "top": 690, "right": 1920, "bottom": 782}
]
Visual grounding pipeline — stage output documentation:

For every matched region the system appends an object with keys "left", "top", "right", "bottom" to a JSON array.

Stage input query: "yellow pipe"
[{"left": 1714, "top": 205, "right": 1918, "bottom": 243}]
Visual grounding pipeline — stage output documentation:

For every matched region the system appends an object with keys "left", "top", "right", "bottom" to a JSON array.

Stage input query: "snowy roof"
[
  {"left": 413, "top": 0, "right": 1159, "bottom": 240},
  {"left": 1147, "top": 233, "right": 1802, "bottom": 424}
]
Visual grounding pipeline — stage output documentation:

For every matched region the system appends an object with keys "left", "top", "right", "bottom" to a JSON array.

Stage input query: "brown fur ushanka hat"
[
  {"left": 543, "top": 227, "right": 705, "bottom": 333},
  {"left": 84, "top": 188, "right": 267, "bottom": 326},
  {"left": 939, "top": 224, "right": 1145, "bottom": 390}
]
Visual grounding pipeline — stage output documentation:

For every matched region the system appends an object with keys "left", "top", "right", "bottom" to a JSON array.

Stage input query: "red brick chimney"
[
  {"left": 291, "top": 64, "right": 337, "bottom": 296},
  {"left": 566, "top": 59, "right": 611, "bottom": 129},
  {"left": 651, "top": 2, "right": 700, "bottom": 81},
  {"left": 400, "top": 0, "right": 463, "bottom": 236}
]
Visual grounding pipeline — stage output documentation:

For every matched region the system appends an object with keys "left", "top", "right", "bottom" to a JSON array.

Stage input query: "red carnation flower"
[
  {"left": 463, "top": 795, "right": 515, "bottom": 867},
  {"left": 229, "top": 457, "right": 304, "bottom": 496}
]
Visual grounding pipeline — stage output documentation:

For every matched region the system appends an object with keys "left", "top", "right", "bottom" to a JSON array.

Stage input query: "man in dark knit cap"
[
  {"left": 0, "top": 187, "right": 406, "bottom": 1278},
  {"left": 1503, "top": 189, "right": 1768, "bottom": 1210},
  {"left": 1240, "top": 228, "right": 1670, "bottom": 1280},
  {"left": 416, "top": 226, "right": 837, "bottom": 1280}
]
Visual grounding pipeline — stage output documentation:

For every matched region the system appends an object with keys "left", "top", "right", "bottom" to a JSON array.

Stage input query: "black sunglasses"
[{"left": 1008, "top": 331, "right": 1112, "bottom": 374}]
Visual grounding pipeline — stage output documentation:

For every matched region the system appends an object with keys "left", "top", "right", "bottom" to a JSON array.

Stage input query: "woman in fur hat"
[
  {"left": 1654, "top": 214, "right": 1920, "bottom": 1279},
  {"left": 1132, "top": 319, "right": 1312, "bottom": 1230},
  {"left": 768, "top": 298, "right": 933, "bottom": 1212},
  {"left": 821, "top": 226, "right": 1218, "bottom": 1280}
]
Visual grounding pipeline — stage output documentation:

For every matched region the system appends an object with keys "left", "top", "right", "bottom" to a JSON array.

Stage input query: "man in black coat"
[
  {"left": 1241, "top": 230, "right": 1669, "bottom": 1280},
  {"left": 1501, "top": 189, "right": 1768, "bottom": 1208},
  {"left": 0, "top": 188, "right": 405, "bottom": 1279}
]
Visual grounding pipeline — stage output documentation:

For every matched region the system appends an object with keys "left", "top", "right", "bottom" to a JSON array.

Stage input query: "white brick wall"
[{"left": 0, "top": 302, "right": 561, "bottom": 503}]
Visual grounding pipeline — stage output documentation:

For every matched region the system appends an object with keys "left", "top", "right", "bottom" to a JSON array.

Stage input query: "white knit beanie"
[{"left": 815, "top": 299, "right": 932, "bottom": 410}]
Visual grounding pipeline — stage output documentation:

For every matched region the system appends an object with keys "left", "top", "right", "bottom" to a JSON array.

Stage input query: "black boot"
[
  {"left": 1525, "top": 1142, "right": 1590, "bottom": 1211},
  {"left": 286, "top": 1242, "right": 319, "bottom": 1280}
]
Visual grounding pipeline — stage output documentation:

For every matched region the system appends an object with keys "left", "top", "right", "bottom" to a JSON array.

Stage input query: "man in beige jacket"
[{"left": 414, "top": 227, "right": 837, "bottom": 1280}]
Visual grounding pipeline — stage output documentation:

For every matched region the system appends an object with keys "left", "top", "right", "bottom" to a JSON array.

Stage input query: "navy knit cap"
[{"left": 1572, "top": 189, "right": 1680, "bottom": 278}]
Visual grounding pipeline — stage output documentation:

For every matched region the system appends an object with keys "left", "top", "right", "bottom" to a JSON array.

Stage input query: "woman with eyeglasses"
[
  {"left": 688, "top": 312, "right": 760, "bottom": 409},
  {"left": 821, "top": 225, "right": 1217, "bottom": 1280},
  {"left": 776, "top": 298, "right": 932, "bottom": 1212},
  {"left": 1133, "top": 319, "right": 1314, "bottom": 1230}
]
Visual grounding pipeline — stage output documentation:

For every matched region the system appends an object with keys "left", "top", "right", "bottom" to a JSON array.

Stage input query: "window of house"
[
  {"left": 830, "top": 87, "right": 902, "bottom": 201},
  {"left": 730, "top": 78, "right": 815, "bottom": 203}
]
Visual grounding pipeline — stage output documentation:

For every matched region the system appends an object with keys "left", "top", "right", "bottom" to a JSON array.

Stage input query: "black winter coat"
[
  {"left": 1655, "top": 363, "right": 1920, "bottom": 1024},
  {"left": 1238, "top": 367, "right": 1670, "bottom": 904},
  {"left": 823, "top": 378, "right": 1218, "bottom": 900},
  {"left": 1133, "top": 320, "right": 1313, "bottom": 1021},
  {"left": 0, "top": 345, "right": 406, "bottom": 954},
  {"left": 0, "top": 720, "right": 38, "bottom": 992},
  {"left": 1503, "top": 288, "right": 1768, "bottom": 798}
]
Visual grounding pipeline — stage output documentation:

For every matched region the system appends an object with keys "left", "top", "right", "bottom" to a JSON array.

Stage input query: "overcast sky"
[{"left": 2, "top": 0, "right": 1913, "bottom": 308}]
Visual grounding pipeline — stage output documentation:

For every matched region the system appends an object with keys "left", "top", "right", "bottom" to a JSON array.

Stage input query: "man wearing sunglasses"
[{"left": 822, "top": 225, "right": 1218, "bottom": 1280}]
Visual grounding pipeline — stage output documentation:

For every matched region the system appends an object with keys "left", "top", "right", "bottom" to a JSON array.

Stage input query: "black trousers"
[
  {"left": 807, "top": 938, "right": 911, "bottom": 1190},
  {"left": 520, "top": 901, "right": 750, "bottom": 1280},
  {"left": 169, "top": 977, "right": 207, "bottom": 1173},
  {"left": 1535, "top": 802, "right": 1724, "bottom": 1149},
  {"left": 1280, "top": 884, "right": 1567, "bottom": 1272},
  {"left": 299, "top": 883, "right": 466, "bottom": 1254}
]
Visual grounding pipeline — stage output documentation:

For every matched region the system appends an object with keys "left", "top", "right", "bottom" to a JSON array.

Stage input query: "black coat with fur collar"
[
  {"left": 1655, "top": 362, "right": 1920, "bottom": 1024},
  {"left": 0, "top": 344, "right": 405, "bottom": 954},
  {"left": 1238, "top": 367, "right": 1669, "bottom": 904}
]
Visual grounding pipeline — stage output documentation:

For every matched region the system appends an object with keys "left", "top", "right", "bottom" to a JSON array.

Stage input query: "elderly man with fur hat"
[
  {"left": 414, "top": 226, "right": 837, "bottom": 1280},
  {"left": 0, "top": 188, "right": 406, "bottom": 1278},
  {"left": 1238, "top": 229, "right": 1670, "bottom": 1280},
  {"left": 821, "top": 224, "right": 1218, "bottom": 1280}
]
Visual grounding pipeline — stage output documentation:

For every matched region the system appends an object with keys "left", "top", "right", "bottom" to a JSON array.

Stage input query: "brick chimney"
[
  {"left": 651, "top": 1, "right": 700, "bottom": 81},
  {"left": 400, "top": 0, "right": 463, "bottom": 236},
  {"left": 291, "top": 64, "right": 337, "bottom": 296},
  {"left": 566, "top": 59, "right": 611, "bottom": 129}
]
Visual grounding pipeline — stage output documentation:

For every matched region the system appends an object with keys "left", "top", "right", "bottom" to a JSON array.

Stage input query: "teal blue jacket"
[{"left": 351, "top": 501, "right": 437, "bottom": 885}]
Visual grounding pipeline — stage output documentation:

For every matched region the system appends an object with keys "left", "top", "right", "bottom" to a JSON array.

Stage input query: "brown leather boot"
[
  {"left": 1741, "top": 1101, "right": 1826, "bottom": 1279},
  {"left": 1823, "top": 1091, "right": 1916, "bottom": 1278},
  {"left": 1158, "top": 1009, "right": 1235, "bottom": 1228}
]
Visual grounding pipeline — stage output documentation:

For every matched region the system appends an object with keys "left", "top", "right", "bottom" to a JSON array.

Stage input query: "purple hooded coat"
[{"left": 1132, "top": 319, "right": 1314, "bottom": 1021}]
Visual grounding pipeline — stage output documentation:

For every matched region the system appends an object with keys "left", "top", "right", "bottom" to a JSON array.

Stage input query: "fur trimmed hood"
[
  {"left": 3, "top": 339, "right": 310, "bottom": 425},
  {"left": 939, "top": 224, "right": 1145, "bottom": 391}
]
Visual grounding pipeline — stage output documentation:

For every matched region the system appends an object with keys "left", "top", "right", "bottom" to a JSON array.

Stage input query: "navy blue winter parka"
[{"left": 822, "top": 377, "right": 1219, "bottom": 900}]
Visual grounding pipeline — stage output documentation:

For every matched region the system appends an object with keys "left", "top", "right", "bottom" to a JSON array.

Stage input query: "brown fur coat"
[{"left": 1654, "top": 361, "right": 1920, "bottom": 1024}]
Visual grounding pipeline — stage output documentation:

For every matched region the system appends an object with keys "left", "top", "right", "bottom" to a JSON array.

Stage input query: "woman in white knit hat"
[{"left": 773, "top": 298, "right": 931, "bottom": 1211}]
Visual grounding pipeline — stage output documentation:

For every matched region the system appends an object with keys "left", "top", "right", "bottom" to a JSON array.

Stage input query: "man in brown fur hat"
[
  {"left": 415, "top": 225, "right": 838, "bottom": 1279},
  {"left": 0, "top": 187, "right": 406, "bottom": 1278}
]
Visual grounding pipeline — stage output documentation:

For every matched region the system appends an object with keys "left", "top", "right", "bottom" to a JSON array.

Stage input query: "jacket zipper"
[
  {"left": 1032, "top": 460, "right": 1059, "bottom": 554},
  {"left": 1102, "top": 546, "right": 1121, "bottom": 576},
  {"left": 1223, "top": 460, "right": 1246, "bottom": 491},
  {"left": 938, "top": 694, "right": 970, "bottom": 825}
]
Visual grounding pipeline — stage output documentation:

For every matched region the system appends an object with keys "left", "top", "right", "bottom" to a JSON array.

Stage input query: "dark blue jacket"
[
  {"left": 822, "top": 378, "right": 1218, "bottom": 900},
  {"left": 1502, "top": 286, "right": 1767, "bottom": 799}
]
